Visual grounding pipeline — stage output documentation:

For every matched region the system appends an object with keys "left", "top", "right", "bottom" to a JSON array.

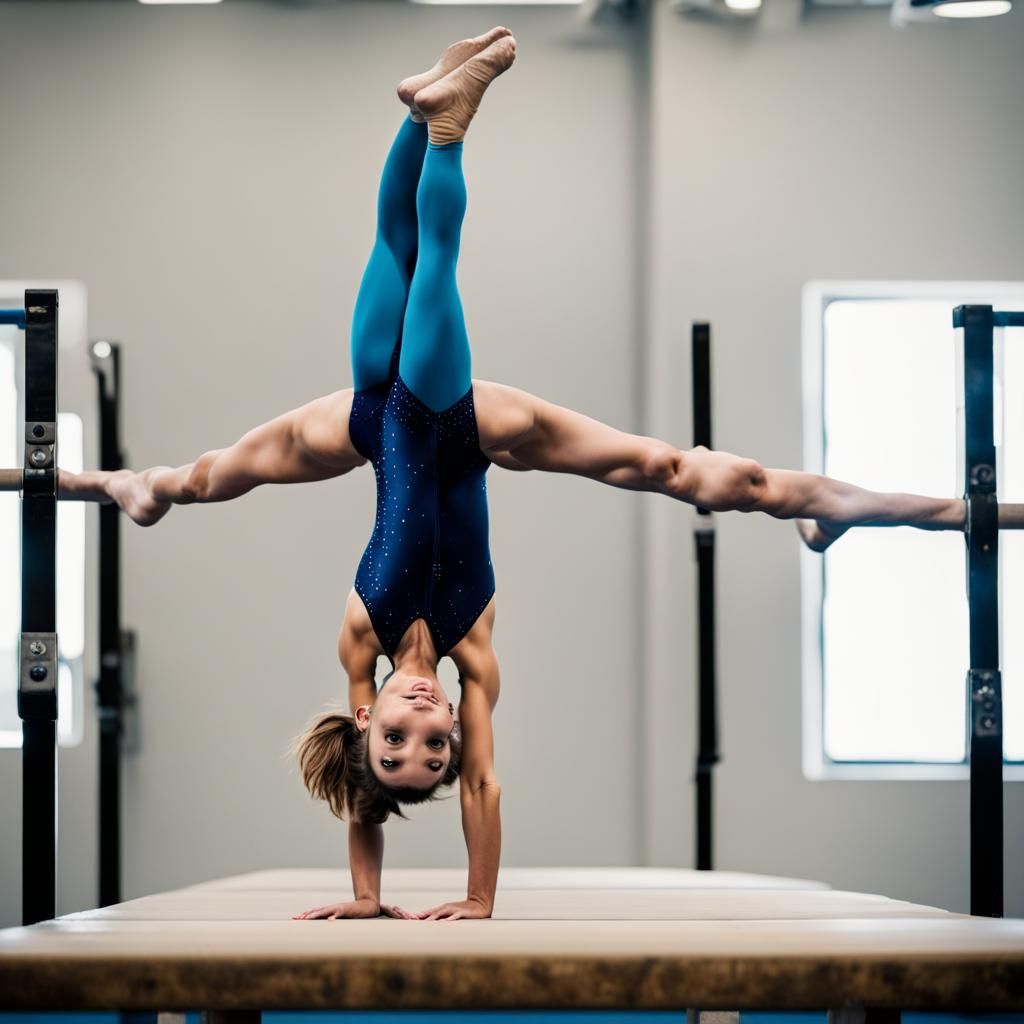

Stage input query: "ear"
[{"left": 354, "top": 705, "right": 371, "bottom": 732}]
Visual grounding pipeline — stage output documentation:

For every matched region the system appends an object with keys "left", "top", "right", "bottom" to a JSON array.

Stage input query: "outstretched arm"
[
  {"left": 71, "top": 389, "right": 366, "bottom": 527},
  {"left": 417, "top": 647, "right": 501, "bottom": 921},
  {"left": 476, "top": 382, "right": 965, "bottom": 545},
  {"left": 293, "top": 610, "right": 414, "bottom": 923}
]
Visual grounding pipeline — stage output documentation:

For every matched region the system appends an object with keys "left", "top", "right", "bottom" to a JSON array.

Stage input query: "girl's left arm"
[{"left": 417, "top": 650, "right": 502, "bottom": 921}]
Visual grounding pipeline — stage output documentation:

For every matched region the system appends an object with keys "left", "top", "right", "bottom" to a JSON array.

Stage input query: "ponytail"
[{"left": 296, "top": 711, "right": 364, "bottom": 820}]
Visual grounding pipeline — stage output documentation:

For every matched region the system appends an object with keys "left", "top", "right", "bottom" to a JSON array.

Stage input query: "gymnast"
[{"left": 60, "top": 27, "right": 972, "bottom": 921}]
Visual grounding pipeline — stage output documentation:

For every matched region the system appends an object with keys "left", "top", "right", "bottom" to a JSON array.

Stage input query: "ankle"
[{"left": 427, "top": 122, "right": 465, "bottom": 147}]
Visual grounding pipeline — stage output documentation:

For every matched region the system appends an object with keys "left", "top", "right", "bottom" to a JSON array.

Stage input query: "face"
[{"left": 356, "top": 672, "right": 455, "bottom": 789}]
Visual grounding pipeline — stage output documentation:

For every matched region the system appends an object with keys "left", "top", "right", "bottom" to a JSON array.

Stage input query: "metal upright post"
[
  {"left": 19, "top": 289, "right": 59, "bottom": 925},
  {"left": 954, "top": 304, "right": 1002, "bottom": 919},
  {"left": 692, "top": 322, "right": 718, "bottom": 871},
  {"left": 92, "top": 341, "right": 125, "bottom": 907}
]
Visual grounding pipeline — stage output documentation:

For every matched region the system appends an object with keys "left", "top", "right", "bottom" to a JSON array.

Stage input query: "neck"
[{"left": 392, "top": 631, "right": 439, "bottom": 680}]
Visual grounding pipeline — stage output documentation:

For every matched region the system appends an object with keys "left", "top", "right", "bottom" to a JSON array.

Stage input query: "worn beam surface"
[{"left": 1, "top": 868, "right": 1022, "bottom": 1012}]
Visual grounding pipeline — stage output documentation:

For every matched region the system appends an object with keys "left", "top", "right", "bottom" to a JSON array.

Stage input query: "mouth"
[{"left": 405, "top": 680, "right": 441, "bottom": 705}]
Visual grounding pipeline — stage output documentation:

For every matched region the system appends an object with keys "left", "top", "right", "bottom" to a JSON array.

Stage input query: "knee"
[
  {"left": 642, "top": 443, "right": 686, "bottom": 496},
  {"left": 730, "top": 457, "right": 766, "bottom": 511}
]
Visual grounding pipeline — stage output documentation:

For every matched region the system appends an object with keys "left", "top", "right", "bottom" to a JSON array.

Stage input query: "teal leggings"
[{"left": 349, "top": 117, "right": 471, "bottom": 413}]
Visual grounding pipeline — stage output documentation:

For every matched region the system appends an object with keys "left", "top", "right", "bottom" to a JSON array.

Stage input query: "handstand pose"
[{"left": 61, "top": 27, "right": 972, "bottom": 920}]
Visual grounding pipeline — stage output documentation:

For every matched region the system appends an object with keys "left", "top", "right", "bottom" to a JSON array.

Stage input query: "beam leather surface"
[
  {"left": 184, "top": 867, "right": 831, "bottom": 892},
  {"left": 0, "top": 868, "right": 1022, "bottom": 1012}
]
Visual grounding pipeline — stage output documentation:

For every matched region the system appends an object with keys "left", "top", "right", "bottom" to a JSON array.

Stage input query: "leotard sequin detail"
[{"left": 349, "top": 372, "right": 495, "bottom": 657}]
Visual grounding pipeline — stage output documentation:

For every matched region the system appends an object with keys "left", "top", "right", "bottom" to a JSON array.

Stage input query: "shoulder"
[
  {"left": 472, "top": 379, "right": 542, "bottom": 453},
  {"left": 339, "top": 590, "right": 383, "bottom": 710},
  {"left": 449, "top": 599, "right": 500, "bottom": 709},
  {"left": 338, "top": 589, "right": 382, "bottom": 666}
]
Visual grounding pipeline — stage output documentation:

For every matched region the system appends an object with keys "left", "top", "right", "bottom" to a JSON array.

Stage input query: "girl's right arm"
[
  {"left": 292, "top": 606, "right": 414, "bottom": 921},
  {"left": 292, "top": 819, "right": 413, "bottom": 920},
  {"left": 73, "top": 389, "right": 366, "bottom": 527}
]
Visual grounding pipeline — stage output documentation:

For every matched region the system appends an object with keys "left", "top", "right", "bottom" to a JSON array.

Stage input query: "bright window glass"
[
  {"left": 820, "top": 297, "right": 1023, "bottom": 764},
  {"left": 0, "top": 330, "right": 85, "bottom": 747}
]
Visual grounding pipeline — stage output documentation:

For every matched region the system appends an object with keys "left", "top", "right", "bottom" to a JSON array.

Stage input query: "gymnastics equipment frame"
[
  {"left": 691, "top": 321, "right": 719, "bottom": 871},
  {"left": 954, "top": 303, "right": 1023, "bottom": 918},
  {"left": 91, "top": 339, "right": 132, "bottom": 908},
  {"left": 1, "top": 290, "right": 59, "bottom": 926}
]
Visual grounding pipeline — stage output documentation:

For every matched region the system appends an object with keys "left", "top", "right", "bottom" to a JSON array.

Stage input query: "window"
[
  {"left": 802, "top": 281, "right": 1024, "bottom": 781},
  {"left": 0, "top": 281, "right": 88, "bottom": 748}
]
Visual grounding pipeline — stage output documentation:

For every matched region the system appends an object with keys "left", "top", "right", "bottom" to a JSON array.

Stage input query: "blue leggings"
[{"left": 350, "top": 117, "right": 471, "bottom": 413}]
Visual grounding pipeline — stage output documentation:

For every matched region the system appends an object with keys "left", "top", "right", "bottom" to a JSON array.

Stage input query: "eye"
[
  {"left": 385, "top": 732, "right": 402, "bottom": 744},
  {"left": 427, "top": 737, "right": 446, "bottom": 750}
]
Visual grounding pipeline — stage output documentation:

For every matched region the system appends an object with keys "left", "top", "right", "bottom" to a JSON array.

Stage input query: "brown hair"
[{"left": 296, "top": 710, "right": 461, "bottom": 824}]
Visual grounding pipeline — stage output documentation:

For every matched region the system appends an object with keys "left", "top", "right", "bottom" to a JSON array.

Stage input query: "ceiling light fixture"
[{"left": 932, "top": 0, "right": 1012, "bottom": 14}]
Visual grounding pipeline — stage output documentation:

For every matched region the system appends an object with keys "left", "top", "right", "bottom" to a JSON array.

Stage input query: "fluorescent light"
[
  {"left": 139, "top": 0, "right": 222, "bottom": 5},
  {"left": 934, "top": 0, "right": 1011, "bottom": 14},
  {"left": 411, "top": 1, "right": 582, "bottom": 5},
  {"left": 92, "top": 340, "right": 112, "bottom": 360},
  {"left": 724, "top": 0, "right": 762, "bottom": 8}
]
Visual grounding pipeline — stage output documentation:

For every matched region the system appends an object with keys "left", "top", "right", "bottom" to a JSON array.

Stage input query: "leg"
[
  {"left": 398, "top": 141, "right": 471, "bottom": 412},
  {"left": 395, "top": 35, "right": 516, "bottom": 409},
  {"left": 674, "top": 448, "right": 966, "bottom": 547},
  {"left": 349, "top": 116, "right": 427, "bottom": 391}
]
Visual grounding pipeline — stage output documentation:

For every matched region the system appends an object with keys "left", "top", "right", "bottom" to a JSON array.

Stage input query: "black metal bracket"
[
  {"left": 967, "top": 668, "right": 1002, "bottom": 740},
  {"left": 19, "top": 632, "right": 58, "bottom": 719}
]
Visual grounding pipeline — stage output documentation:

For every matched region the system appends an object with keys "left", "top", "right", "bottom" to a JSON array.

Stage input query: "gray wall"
[
  {"left": 642, "top": 0, "right": 1024, "bottom": 914},
  {"left": 0, "top": 0, "right": 1021, "bottom": 927}
]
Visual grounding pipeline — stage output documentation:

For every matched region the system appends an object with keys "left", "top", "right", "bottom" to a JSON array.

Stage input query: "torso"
[
  {"left": 340, "top": 587, "right": 497, "bottom": 682},
  {"left": 346, "top": 374, "right": 496, "bottom": 660}
]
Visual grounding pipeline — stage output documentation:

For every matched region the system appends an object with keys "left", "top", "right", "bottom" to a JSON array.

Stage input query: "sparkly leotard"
[
  {"left": 349, "top": 366, "right": 494, "bottom": 657},
  {"left": 347, "top": 121, "right": 495, "bottom": 657}
]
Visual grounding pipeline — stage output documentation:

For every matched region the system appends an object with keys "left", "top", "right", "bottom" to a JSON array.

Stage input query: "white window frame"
[{"left": 801, "top": 279, "right": 1024, "bottom": 782}]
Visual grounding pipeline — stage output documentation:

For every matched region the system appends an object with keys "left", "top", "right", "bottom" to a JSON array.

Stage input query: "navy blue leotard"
[{"left": 347, "top": 118, "right": 495, "bottom": 657}]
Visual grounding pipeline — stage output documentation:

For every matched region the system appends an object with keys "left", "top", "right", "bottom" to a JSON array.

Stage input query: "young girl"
[{"left": 64, "top": 27, "right": 971, "bottom": 921}]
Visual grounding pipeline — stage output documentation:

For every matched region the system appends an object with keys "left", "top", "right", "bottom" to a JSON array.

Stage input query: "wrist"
[{"left": 465, "top": 893, "right": 493, "bottom": 914}]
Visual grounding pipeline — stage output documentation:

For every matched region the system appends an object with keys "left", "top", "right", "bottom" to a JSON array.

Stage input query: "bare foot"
[
  {"left": 797, "top": 518, "right": 849, "bottom": 553},
  {"left": 107, "top": 468, "right": 173, "bottom": 527},
  {"left": 398, "top": 27, "right": 512, "bottom": 123},
  {"left": 414, "top": 34, "right": 517, "bottom": 145}
]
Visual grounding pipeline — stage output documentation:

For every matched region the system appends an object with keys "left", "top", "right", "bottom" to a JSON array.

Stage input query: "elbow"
[{"left": 461, "top": 776, "right": 501, "bottom": 801}]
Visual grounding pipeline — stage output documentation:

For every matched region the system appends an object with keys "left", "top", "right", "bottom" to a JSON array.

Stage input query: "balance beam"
[{"left": 0, "top": 868, "right": 1022, "bottom": 1014}]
